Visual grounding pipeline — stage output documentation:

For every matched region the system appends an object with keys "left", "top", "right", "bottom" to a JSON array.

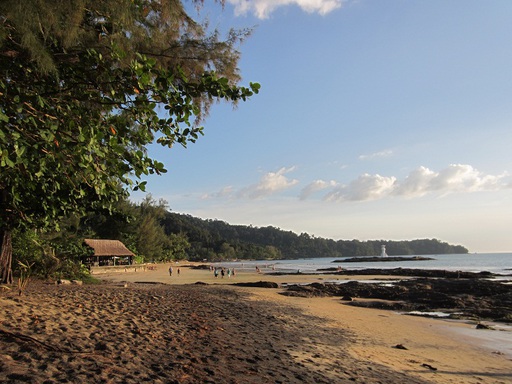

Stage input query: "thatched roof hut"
[{"left": 83, "top": 239, "right": 135, "bottom": 266}]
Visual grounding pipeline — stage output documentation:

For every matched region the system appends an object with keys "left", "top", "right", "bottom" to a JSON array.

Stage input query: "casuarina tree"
[{"left": 0, "top": 0, "right": 259, "bottom": 283}]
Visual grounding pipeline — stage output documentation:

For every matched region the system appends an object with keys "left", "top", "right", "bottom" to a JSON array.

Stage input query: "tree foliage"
[
  {"left": 159, "top": 213, "right": 468, "bottom": 261},
  {"left": 10, "top": 196, "right": 470, "bottom": 280},
  {"left": 0, "top": 1, "right": 259, "bottom": 283},
  {"left": 132, "top": 195, "right": 171, "bottom": 262}
]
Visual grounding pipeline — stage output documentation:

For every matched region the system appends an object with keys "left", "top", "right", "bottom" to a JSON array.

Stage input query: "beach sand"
[{"left": 0, "top": 263, "right": 511, "bottom": 383}]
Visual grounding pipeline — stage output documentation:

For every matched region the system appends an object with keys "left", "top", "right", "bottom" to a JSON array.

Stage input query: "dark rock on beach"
[
  {"left": 283, "top": 276, "right": 512, "bottom": 322},
  {"left": 190, "top": 264, "right": 211, "bottom": 270},
  {"left": 232, "top": 281, "right": 280, "bottom": 288}
]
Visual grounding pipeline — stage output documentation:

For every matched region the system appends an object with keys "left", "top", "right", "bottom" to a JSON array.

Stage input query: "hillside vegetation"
[
  {"left": 11, "top": 197, "right": 468, "bottom": 281},
  {"left": 162, "top": 212, "right": 468, "bottom": 261}
]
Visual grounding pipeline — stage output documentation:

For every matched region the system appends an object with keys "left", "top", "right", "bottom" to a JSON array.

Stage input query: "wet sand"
[{"left": 0, "top": 263, "right": 510, "bottom": 383}]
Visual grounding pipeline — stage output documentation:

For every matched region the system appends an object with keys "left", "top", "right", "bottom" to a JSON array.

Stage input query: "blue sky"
[{"left": 133, "top": 0, "right": 512, "bottom": 253}]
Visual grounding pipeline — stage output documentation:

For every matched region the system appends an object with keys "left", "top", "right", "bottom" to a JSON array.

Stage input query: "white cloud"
[
  {"left": 204, "top": 167, "right": 299, "bottom": 200},
  {"left": 238, "top": 166, "right": 299, "bottom": 198},
  {"left": 394, "top": 164, "right": 507, "bottom": 198},
  {"left": 431, "top": 164, "right": 504, "bottom": 193},
  {"left": 358, "top": 149, "right": 393, "bottom": 161},
  {"left": 325, "top": 173, "right": 396, "bottom": 202},
  {"left": 201, "top": 164, "right": 509, "bottom": 204},
  {"left": 392, "top": 166, "right": 437, "bottom": 197},
  {"left": 227, "top": 0, "right": 343, "bottom": 19},
  {"left": 325, "top": 164, "right": 509, "bottom": 202},
  {"left": 201, "top": 186, "right": 234, "bottom": 200},
  {"left": 299, "top": 179, "right": 337, "bottom": 200}
]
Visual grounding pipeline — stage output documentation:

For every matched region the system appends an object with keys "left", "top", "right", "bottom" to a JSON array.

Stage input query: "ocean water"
[{"left": 222, "top": 252, "right": 512, "bottom": 278}]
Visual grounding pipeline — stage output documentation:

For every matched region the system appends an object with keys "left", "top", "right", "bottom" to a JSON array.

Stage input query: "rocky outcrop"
[
  {"left": 316, "top": 267, "right": 496, "bottom": 279},
  {"left": 282, "top": 277, "right": 512, "bottom": 322},
  {"left": 233, "top": 281, "right": 280, "bottom": 288}
]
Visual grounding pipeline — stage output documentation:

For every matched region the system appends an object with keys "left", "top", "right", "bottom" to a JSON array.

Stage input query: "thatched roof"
[{"left": 84, "top": 239, "right": 135, "bottom": 257}]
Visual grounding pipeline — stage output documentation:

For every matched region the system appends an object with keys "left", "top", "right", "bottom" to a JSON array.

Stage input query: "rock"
[
  {"left": 393, "top": 344, "right": 408, "bottom": 350},
  {"left": 57, "top": 279, "right": 71, "bottom": 285},
  {"left": 330, "top": 267, "right": 497, "bottom": 279},
  {"left": 71, "top": 280, "right": 83, "bottom": 285},
  {"left": 334, "top": 256, "right": 435, "bottom": 263},
  {"left": 341, "top": 296, "right": 353, "bottom": 301},
  {"left": 233, "top": 281, "right": 280, "bottom": 288},
  {"left": 190, "top": 265, "right": 211, "bottom": 270},
  {"left": 283, "top": 273, "right": 512, "bottom": 322}
]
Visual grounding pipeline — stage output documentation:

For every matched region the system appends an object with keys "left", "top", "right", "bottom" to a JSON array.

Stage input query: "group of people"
[
  {"left": 168, "top": 266, "right": 181, "bottom": 277},
  {"left": 213, "top": 267, "right": 235, "bottom": 278}
]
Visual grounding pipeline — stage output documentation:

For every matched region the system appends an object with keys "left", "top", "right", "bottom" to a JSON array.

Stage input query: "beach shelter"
[{"left": 83, "top": 239, "right": 135, "bottom": 266}]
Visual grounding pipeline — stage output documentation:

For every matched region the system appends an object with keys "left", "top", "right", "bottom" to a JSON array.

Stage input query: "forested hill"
[{"left": 162, "top": 212, "right": 468, "bottom": 261}]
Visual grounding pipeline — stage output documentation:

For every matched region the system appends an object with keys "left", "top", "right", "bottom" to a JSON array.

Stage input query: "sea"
[
  {"left": 215, "top": 252, "right": 512, "bottom": 357},
  {"left": 219, "top": 252, "right": 512, "bottom": 279}
]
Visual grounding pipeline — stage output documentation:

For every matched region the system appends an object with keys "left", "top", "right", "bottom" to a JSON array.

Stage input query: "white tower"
[{"left": 381, "top": 245, "right": 388, "bottom": 257}]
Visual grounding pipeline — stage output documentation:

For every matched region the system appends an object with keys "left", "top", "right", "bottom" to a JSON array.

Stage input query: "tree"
[
  {"left": 167, "top": 233, "right": 190, "bottom": 261},
  {"left": 0, "top": 0, "right": 259, "bottom": 283},
  {"left": 133, "top": 195, "right": 170, "bottom": 262}
]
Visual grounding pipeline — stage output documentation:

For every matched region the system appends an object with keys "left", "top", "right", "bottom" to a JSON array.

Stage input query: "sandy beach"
[{"left": 0, "top": 263, "right": 511, "bottom": 383}]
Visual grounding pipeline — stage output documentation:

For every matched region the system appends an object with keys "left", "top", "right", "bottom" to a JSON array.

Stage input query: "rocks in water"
[
  {"left": 333, "top": 256, "right": 435, "bottom": 263},
  {"left": 330, "top": 267, "right": 496, "bottom": 279}
]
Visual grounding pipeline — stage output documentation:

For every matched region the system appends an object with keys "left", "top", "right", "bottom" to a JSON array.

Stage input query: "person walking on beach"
[
  {"left": 177, "top": 267, "right": 180, "bottom": 276},
  {"left": 169, "top": 266, "right": 173, "bottom": 276}
]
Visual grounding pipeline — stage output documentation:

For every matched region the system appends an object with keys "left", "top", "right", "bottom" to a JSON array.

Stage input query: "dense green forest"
[
  {"left": 11, "top": 196, "right": 467, "bottom": 279},
  {"left": 161, "top": 211, "right": 468, "bottom": 260}
]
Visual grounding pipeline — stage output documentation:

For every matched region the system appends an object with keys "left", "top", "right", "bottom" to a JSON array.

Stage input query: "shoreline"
[{"left": 91, "top": 262, "right": 414, "bottom": 286}]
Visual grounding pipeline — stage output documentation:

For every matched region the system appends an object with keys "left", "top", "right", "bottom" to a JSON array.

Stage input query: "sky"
[{"left": 132, "top": 0, "right": 512, "bottom": 253}]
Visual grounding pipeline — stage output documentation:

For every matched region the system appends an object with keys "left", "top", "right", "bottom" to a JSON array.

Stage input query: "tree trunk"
[{"left": 0, "top": 229, "right": 13, "bottom": 284}]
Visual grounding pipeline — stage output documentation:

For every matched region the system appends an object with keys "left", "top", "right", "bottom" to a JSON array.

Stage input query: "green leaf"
[
  {"left": 15, "top": 146, "right": 26, "bottom": 158},
  {"left": 250, "top": 82, "right": 261, "bottom": 93}
]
